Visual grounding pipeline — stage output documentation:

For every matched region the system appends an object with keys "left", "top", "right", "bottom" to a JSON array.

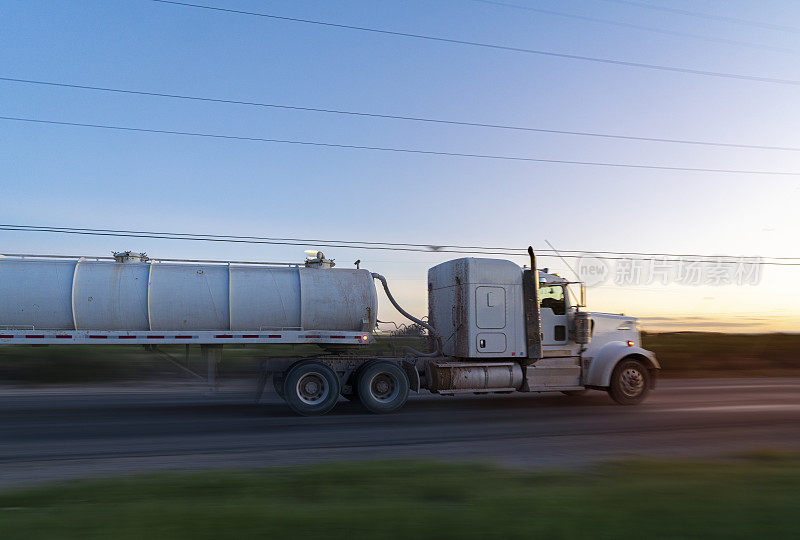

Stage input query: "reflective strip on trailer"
[{"left": 0, "top": 330, "right": 374, "bottom": 345}]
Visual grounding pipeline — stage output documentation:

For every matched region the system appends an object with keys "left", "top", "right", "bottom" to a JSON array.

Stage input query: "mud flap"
[
  {"left": 402, "top": 359, "right": 420, "bottom": 392},
  {"left": 520, "top": 364, "right": 531, "bottom": 392}
]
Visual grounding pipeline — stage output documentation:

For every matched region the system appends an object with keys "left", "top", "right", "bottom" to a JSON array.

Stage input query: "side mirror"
[{"left": 580, "top": 283, "right": 587, "bottom": 308}]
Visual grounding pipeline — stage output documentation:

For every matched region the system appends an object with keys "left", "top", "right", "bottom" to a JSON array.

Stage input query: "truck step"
[
  {"left": 524, "top": 385, "right": 586, "bottom": 392},
  {"left": 437, "top": 387, "right": 517, "bottom": 395}
]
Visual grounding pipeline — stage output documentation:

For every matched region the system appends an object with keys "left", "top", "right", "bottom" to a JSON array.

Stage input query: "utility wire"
[
  {"left": 149, "top": 0, "right": 800, "bottom": 87},
  {"left": 4, "top": 76, "right": 800, "bottom": 153},
  {"left": 2, "top": 225, "right": 799, "bottom": 266},
  {"left": 3, "top": 115, "right": 800, "bottom": 177},
  {"left": 536, "top": 250, "right": 798, "bottom": 261},
  {"left": 4, "top": 224, "right": 799, "bottom": 261},
  {"left": 0, "top": 224, "right": 523, "bottom": 252},
  {"left": 0, "top": 226, "right": 442, "bottom": 253},
  {"left": 6, "top": 223, "right": 798, "bottom": 260},
  {"left": 598, "top": 0, "right": 800, "bottom": 34},
  {"left": 467, "top": 0, "right": 799, "bottom": 55}
]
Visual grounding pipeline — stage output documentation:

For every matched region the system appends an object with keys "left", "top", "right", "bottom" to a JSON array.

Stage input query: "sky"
[{"left": 2, "top": 0, "right": 799, "bottom": 332}]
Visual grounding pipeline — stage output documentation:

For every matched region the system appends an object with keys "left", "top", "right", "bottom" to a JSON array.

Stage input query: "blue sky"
[{"left": 2, "top": 0, "right": 799, "bottom": 331}]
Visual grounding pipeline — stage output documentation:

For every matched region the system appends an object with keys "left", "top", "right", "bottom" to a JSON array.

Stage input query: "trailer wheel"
[
  {"left": 356, "top": 361, "right": 409, "bottom": 414},
  {"left": 283, "top": 361, "right": 340, "bottom": 416},
  {"left": 608, "top": 358, "right": 650, "bottom": 405},
  {"left": 344, "top": 360, "right": 373, "bottom": 403}
]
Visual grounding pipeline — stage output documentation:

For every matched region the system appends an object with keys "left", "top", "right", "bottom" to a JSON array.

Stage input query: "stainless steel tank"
[{"left": 0, "top": 255, "right": 377, "bottom": 331}]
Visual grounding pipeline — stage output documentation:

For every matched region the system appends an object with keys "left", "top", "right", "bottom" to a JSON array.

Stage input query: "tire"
[
  {"left": 345, "top": 360, "right": 376, "bottom": 403},
  {"left": 608, "top": 358, "right": 650, "bottom": 405},
  {"left": 356, "top": 361, "right": 409, "bottom": 414},
  {"left": 283, "top": 361, "right": 340, "bottom": 416}
]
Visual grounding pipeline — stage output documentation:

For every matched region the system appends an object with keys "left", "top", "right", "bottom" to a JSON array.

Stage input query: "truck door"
[
  {"left": 539, "top": 285, "right": 568, "bottom": 346},
  {"left": 526, "top": 283, "right": 581, "bottom": 390}
]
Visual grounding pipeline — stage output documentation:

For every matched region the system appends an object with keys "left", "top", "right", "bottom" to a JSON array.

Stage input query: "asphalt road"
[{"left": 1, "top": 378, "right": 799, "bottom": 486}]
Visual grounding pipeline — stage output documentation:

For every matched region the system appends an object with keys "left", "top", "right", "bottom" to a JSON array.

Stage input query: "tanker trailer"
[
  {"left": 0, "top": 251, "right": 377, "bottom": 333},
  {"left": 0, "top": 248, "right": 657, "bottom": 415}
]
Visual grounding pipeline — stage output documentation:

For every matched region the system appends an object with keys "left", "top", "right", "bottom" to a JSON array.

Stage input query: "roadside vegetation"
[
  {"left": 0, "top": 332, "right": 797, "bottom": 384},
  {"left": 642, "top": 332, "right": 800, "bottom": 377},
  {"left": 1, "top": 455, "right": 798, "bottom": 538}
]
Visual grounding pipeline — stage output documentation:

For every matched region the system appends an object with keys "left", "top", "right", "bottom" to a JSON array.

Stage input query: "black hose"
[{"left": 372, "top": 273, "right": 442, "bottom": 357}]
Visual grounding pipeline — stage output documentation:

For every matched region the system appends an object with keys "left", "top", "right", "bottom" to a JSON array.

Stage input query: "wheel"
[
  {"left": 561, "top": 389, "right": 588, "bottom": 396},
  {"left": 344, "top": 360, "right": 375, "bottom": 403},
  {"left": 608, "top": 359, "right": 650, "bottom": 405},
  {"left": 356, "top": 361, "right": 409, "bottom": 414},
  {"left": 283, "top": 361, "right": 340, "bottom": 416}
]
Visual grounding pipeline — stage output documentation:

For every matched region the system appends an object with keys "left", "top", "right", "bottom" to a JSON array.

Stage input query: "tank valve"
[
  {"left": 304, "top": 250, "right": 335, "bottom": 268},
  {"left": 113, "top": 251, "right": 149, "bottom": 263}
]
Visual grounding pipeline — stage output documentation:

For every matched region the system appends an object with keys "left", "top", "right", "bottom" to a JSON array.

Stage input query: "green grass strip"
[{"left": 1, "top": 455, "right": 798, "bottom": 539}]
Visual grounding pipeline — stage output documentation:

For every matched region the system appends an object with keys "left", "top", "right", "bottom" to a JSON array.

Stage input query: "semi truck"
[{"left": 0, "top": 248, "right": 658, "bottom": 415}]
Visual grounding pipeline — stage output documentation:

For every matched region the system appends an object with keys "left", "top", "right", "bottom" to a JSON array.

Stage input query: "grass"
[
  {"left": 0, "top": 333, "right": 797, "bottom": 384},
  {"left": 0, "top": 343, "right": 323, "bottom": 384},
  {"left": 1, "top": 456, "right": 799, "bottom": 539},
  {"left": 0, "top": 336, "right": 428, "bottom": 384},
  {"left": 642, "top": 332, "right": 800, "bottom": 377}
]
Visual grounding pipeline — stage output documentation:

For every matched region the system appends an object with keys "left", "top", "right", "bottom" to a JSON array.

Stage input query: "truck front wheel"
[
  {"left": 356, "top": 361, "right": 409, "bottom": 414},
  {"left": 608, "top": 359, "right": 650, "bottom": 405},
  {"left": 283, "top": 361, "right": 340, "bottom": 416}
]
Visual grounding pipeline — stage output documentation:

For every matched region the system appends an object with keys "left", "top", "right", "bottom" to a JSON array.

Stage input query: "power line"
[
  {"left": 5, "top": 224, "right": 798, "bottom": 260},
  {"left": 598, "top": 0, "right": 800, "bottom": 34},
  {"left": 467, "top": 0, "right": 799, "bottom": 55},
  {"left": 149, "top": 0, "right": 800, "bottom": 87},
  {"left": 4, "top": 76, "right": 800, "bottom": 153},
  {"left": 1, "top": 224, "right": 520, "bottom": 252},
  {"left": 0, "top": 225, "right": 460, "bottom": 254},
  {"left": 4, "top": 115, "right": 800, "bottom": 177},
  {"left": 543, "top": 249, "right": 798, "bottom": 262},
  {"left": 2, "top": 225, "right": 799, "bottom": 266}
]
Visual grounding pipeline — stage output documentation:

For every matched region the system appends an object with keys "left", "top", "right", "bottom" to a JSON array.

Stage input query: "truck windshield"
[{"left": 539, "top": 285, "right": 566, "bottom": 315}]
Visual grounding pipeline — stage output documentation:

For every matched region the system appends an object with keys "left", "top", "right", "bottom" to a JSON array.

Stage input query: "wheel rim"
[
  {"left": 620, "top": 366, "right": 645, "bottom": 397},
  {"left": 296, "top": 372, "right": 330, "bottom": 405},
  {"left": 369, "top": 372, "right": 399, "bottom": 403}
]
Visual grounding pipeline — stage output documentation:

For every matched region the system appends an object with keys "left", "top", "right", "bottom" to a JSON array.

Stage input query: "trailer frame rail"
[{"left": 0, "top": 330, "right": 373, "bottom": 346}]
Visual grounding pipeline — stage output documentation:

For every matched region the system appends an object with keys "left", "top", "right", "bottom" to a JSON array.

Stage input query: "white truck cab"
[{"left": 427, "top": 257, "right": 659, "bottom": 404}]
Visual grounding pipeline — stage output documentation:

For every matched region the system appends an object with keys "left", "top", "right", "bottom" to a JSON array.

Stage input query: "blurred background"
[{"left": 1, "top": 1, "right": 799, "bottom": 537}]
